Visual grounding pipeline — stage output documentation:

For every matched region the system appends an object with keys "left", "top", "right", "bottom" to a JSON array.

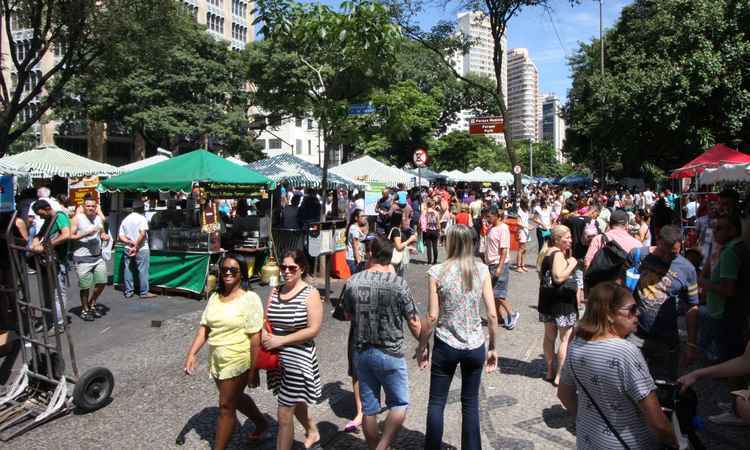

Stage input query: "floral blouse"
[{"left": 428, "top": 261, "right": 489, "bottom": 350}]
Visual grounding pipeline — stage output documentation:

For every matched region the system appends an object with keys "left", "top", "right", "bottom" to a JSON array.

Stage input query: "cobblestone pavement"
[{"left": 2, "top": 245, "right": 750, "bottom": 449}]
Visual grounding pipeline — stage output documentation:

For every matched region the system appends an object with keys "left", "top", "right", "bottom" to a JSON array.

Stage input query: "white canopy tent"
[
  {"left": 493, "top": 171, "right": 514, "bottom": 185},
  {"left": 0, "top": 144, "right": 119, "bottom": 177},
  {"left": 330, "top": 155, "right": 429, "bottom": 187},
  {"left": 464, "top": 167, "right": 496, "bottom": 183},
  {"left": 119, "top": 148, "right": 172, "bottom": 172},
  {"left": 700, "top": 163, "right": 750, "bottom": 184}
]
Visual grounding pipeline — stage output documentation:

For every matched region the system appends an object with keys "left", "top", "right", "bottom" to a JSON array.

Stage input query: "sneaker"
[
  {"left": 708, "top": 411, "right": 748, "bottom": 426},
  {"left": 506, "top": 312, "right": 520, "bottom": 330}
]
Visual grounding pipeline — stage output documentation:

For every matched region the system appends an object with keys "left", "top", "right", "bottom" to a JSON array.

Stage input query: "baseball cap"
[{"left": 610, "top": 209, "right": 629, "bottom": 226}]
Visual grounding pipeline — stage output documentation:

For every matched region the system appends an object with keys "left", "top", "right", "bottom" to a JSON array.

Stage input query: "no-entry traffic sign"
[{"left": 413, "top": 148, "right": 428, "bottom": 167}]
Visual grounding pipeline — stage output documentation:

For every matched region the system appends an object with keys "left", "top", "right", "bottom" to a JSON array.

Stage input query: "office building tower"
[
  {"left": 507, "top": 48, "right": 541, "bottom": 143},
  {"left": 542, "top": 94, "right": 566, "bottom": 162}
]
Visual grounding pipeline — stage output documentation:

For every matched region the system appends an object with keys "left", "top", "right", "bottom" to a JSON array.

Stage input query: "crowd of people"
[{"left": 3, "top": 178, "right": 749, "bottom": 449}]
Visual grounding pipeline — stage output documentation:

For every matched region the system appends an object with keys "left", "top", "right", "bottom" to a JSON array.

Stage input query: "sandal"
[{"left": 80, "top": 310, "right": 94, "bottom": 322}]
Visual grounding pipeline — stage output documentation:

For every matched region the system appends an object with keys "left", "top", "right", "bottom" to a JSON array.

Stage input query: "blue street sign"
[{"left": 347, "top": 102, "right": 376, "bottom": 116}]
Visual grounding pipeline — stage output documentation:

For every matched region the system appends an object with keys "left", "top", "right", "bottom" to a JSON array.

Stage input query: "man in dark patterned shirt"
[{"left": 342, "top": 235, "right": 428, "bottom": 450}]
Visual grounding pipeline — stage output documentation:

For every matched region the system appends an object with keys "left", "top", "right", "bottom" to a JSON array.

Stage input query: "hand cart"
[{"left": 0, "top": 213, "right": 114, "bottom": 441}]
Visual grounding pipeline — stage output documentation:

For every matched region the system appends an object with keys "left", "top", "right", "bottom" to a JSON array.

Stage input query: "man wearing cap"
[
  {"left": 118, "top": 201, "right": 156, "bottom": 299},
  {"left": 584, "top": 209, "right": 642, "bottom": 269}
]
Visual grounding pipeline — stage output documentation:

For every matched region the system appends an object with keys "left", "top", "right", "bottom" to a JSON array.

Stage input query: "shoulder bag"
[
  {"left": 255, "top": 292, "right": 280, "bottom": 370},
  {"left": 388, "top": 228, "right": 404, "bottom": 265},
  {"left": 569, "top": 361, "right": 631, "bottom": 450}
]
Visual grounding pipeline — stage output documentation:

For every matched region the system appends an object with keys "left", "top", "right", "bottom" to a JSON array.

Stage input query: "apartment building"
[
  {"left": 183, "top": 0, "right": 251, "bottom": 51},
  {"left": 448, "top": 12, "right": 507, "bottom": 144},
  {"left": 507, "top": 48, "right": 541, "bottom": 143},
  {"left": 541, "top": 94, "right": 566, "bottom": 162},
  {"left": 254, "top": 116, "right": 336, "bottom": 167}
]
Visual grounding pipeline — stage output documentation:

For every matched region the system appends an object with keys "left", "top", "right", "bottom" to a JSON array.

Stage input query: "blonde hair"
[
  {"left": 536, "top": 225, "right": 571, "bottom": 271},
  {"left": 443, "top": 224, "right": 479, "bottom": 291}
]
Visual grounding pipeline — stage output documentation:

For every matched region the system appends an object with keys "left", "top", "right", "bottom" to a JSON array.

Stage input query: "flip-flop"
[{"left": 344, "top": 419, "right": 362, "bottom": 432}]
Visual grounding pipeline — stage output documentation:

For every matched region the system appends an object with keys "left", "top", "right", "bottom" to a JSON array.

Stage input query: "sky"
[{"left": 414, "top": 0, "right": 633, "bottom": 102}]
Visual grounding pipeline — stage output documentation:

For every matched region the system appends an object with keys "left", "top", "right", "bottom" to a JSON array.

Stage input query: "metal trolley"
[{"left": 0, "top": 213, "right": 114, "bottom": 441}]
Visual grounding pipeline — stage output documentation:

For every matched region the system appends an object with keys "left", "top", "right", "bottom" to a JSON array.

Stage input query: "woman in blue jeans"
[{"left": 419, "top": 224, "right": 498, "bottom": 449}]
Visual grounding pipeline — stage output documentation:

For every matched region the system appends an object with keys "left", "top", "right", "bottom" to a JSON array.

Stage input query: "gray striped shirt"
[{"left": 560, "top": 337, "right": 658, "bottom": 449}]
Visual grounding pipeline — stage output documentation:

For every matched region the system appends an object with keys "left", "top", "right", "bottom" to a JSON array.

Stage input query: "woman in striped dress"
[{"left": 262, "top": 249, "right": 323, "bottom": 450}]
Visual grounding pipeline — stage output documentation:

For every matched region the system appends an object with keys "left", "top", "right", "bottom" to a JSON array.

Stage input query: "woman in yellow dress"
[{"left": 183, "top": 254, "right": 269, "bottom": 449}]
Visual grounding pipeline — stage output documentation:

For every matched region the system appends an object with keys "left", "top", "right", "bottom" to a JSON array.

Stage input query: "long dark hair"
[
  {"left": 282, "top": 249, "right": 309, "bottom": 277},
  {"left": 216, "top": 253, "right": 248, "bottom": 293},
  {"left": 347, "top": 209, "right": 361, "bottom": 241}
]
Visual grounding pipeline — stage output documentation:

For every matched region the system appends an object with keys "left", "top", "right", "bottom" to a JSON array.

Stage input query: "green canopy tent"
[
  {"left": 100, "top": 150, "right": 276, "bottom": 296},
  {"left": 100, "top": 149, "right": 274, "bottom": 192}
]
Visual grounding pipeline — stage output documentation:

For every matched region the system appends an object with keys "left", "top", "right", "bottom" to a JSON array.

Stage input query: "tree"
[
  {"left": 515, "top": 140, "right": 574, "bottom": 178},
  {"left": 391, "top": 0, "right": 579, "bottom": 196},
  {"left": 56, "top": 6, "right": 254, "bottom": 157},
  {"left": 565, "top": 0, "right": 750, "bottom": 176},
  {"left": 431, "top": 130, "right": 509, "bottom": 172},
  {"left": 249, "top": 0, "right": 402, "bottom": 201},
  {"left": 0, "top": 0, "right": 172, "bottom": 157}
]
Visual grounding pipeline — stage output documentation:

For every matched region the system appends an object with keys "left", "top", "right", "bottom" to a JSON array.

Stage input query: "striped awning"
[
  {"left": 0, "top": 144, "right": 119, "bottom": 178},
  {"left": 247, "top": 153, "right": 364, "bottom": 189}
]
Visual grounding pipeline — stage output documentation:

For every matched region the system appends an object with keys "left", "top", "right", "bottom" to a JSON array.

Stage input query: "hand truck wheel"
[{"left": 72, "top": 367, "right": 114, "bottom": 412}]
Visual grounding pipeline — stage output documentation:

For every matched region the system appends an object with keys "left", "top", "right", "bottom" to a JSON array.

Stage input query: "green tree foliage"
[
  {"left": 0, "top": 0, "right": 168, "bottom": 157},
  {"left": 248, "top": 0, "right": 402, "bottom": 192},
  {"left": 515, "top": 141, "right": 574, "bottom": 178},
  {"left": 430, "top": 131, "right": 509, "bottom": 173},
  {"left": 57, "top": 5, "right": 256, "bottom": 157},
  {"left": 565, "top": 0, "right": 750, "bottom": 176}
]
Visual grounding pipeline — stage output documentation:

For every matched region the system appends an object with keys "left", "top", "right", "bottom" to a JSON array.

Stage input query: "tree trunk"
[
  {"left": 134, "top": 131, "right": 146, "bottom": 161},
  {"left": 87, "top": 120, "right": 107, "bottom": 162}
]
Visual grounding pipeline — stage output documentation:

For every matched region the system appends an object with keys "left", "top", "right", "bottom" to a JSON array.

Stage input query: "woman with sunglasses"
[
  {"left": 557, "top": 282, "right": 676, "bottom": 449},
  {"left": 263, "top": 249, "right": 323, "bottom": 450},
  {"left": 183, "top": 254, "right": 268, "bottom": 450}
]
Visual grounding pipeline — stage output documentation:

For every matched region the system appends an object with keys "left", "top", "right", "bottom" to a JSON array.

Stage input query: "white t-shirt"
[
  {"left": 533, "top": 206, "right": 552, "bottom": 229},
  {"left": 118, "top": 212, "right": 149, "bottom": 250},
  {"left": 685, "top": 201, "right": 698, "bottom": 219},
  {"left": 643, "top": 190, "right": 655, "bottom": 207},
  {"left": 354, "top": 198, "right": 365, "bottom": 212}
]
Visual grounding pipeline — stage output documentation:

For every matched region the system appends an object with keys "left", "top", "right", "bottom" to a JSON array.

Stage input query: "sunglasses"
[
  {"left": 619, "top": 303, "right": 638, "bottom": 317},
  {"left": 280, "top": 265, "right": 300, "bottom": 273},
  {"left": 221, "top": 267, "right": 240, "bottom": 276}
]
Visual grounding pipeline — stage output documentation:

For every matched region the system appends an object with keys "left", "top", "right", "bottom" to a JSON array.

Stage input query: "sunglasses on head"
[
  {"left": 280, "top": 264, "right": 299, "bottom": 273},
  {"left": 221, "top": 266, "right": 240, "bottom": 276},
  {"left": 619, "top": 303, "right": 638, "bottom": 316}
]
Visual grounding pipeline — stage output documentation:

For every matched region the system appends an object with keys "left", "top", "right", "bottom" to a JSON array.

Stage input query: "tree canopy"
[{"left": 564, "top": 0, "right": 750, "bottom": 177}]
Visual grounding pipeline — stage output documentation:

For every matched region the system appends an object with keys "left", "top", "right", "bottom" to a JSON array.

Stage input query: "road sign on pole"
[
  {"left": 347, "top": 102, "right": 376, "bottom": 116},
  {"left": 469, "top": 117, "right": 504, "bottom": 135},
  {"left": 513, "top": 165, "right": 522, "bottom": 175},
  {"left": 413, "top": 148, "right": 428, "bottom": 168}
]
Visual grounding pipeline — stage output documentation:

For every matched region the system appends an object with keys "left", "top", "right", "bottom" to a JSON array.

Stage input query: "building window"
[
  {"left": 296, "top": 139, "right": 303, "bottom": 155},
  {"left": 308, "top": 140, "right": 312, "bottom": 155},
  {"left": 269, "top": 139, "right": 282, "bottom": 150},
  {"left": 307, "top": 119, "right": 314, "bottom": 130},
  {"left": 295, "top": 117, "right": 303, "bottom": 128}
]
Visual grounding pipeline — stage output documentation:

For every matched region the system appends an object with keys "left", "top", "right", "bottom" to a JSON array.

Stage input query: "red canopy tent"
[{"left": 671, "top": 144, "right": 750, "bottom": 178}]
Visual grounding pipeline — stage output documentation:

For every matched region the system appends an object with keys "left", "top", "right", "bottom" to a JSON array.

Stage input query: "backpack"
[
  {"left": 584, "top": 234, "right": 628, "bottom": 289},
  {"left": 625, "top": 247, "right": 642, "bottom": 292}
]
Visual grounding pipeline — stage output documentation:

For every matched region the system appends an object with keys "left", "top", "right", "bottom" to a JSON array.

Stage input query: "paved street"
[{"left": 2, "top": 245, "right": 750, "bottom": 449}]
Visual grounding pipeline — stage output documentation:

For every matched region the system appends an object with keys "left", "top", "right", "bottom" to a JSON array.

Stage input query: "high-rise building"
[
  {"left": 542, "top": 94, "right": 566, "bottom": 162},
  {"left": 507, "top": 48, "right": 541, "bottom": 143},
  {"left": 448, "top": 12, "right": 507, "bottom": 144},
  {"left": 183, "top": 0, "right": 252, "bottom": 51}
]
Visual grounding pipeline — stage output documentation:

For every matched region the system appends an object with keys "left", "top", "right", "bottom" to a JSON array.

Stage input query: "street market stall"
[
  {"left": 701, "top": 163, "right": 750, "bottom": 185},
  {"left": 100, "top": 150, "right": 276, "bottom": 296},
  {"left": 330, "top": 155, "right": 429, "bottom": 187},
  {"left": 118, "top": 149, "right": 171, "bottom": 172}
]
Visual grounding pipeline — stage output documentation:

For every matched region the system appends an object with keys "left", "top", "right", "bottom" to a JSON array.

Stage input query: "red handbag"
[{"left": 255, "top": 297, "right": 280, "bottom": 370}]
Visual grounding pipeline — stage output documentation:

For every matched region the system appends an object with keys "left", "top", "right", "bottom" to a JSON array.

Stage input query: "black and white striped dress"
[{"left": 266, "top": 285, "right": 322, "bottom": 406}]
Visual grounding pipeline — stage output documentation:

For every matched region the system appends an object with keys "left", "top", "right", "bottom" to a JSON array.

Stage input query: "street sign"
[
  {"left": 469, "top": 116, "right": 504, "bottom": 135},
  {"left": 347, "top": 102, "right": 376, "bottom": 116},
  {"left": 413, "top": 148, "right": 428, "bottom": 167},
  {"left": 513, "top": 165, "right": 522, "bottom": 174}
]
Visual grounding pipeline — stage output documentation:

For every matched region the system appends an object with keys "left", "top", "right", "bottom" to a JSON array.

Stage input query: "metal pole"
[
  {"left": 418, "top": 167, "right": 421, "bottom": 189},
  {"left": 529, "top": 140, "right": 534, "bottom": 178},
  {"left": 599, "top": 0, "right": 604, "bottom": 75}
]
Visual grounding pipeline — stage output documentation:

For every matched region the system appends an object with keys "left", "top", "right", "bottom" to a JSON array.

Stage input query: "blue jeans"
[
  {"left": 123, "top": 248, "right": 150, "bottom": 296},
  {"left": 354, "top": 347, "right": 409, "bottom": 416},
  {"left": 425, "top": 337, "right": 486, "bottom": 450}
]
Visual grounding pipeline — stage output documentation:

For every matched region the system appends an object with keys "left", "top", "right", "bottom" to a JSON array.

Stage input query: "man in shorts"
[
  {"left": 71, "top": 195, "right": 110, "bottom": 321},
  {"left": 342, "top": 236, "right": 428, "bottom": 450},
  {"left": 485, "top": 207, "right": 519, "bottom": 329}
]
